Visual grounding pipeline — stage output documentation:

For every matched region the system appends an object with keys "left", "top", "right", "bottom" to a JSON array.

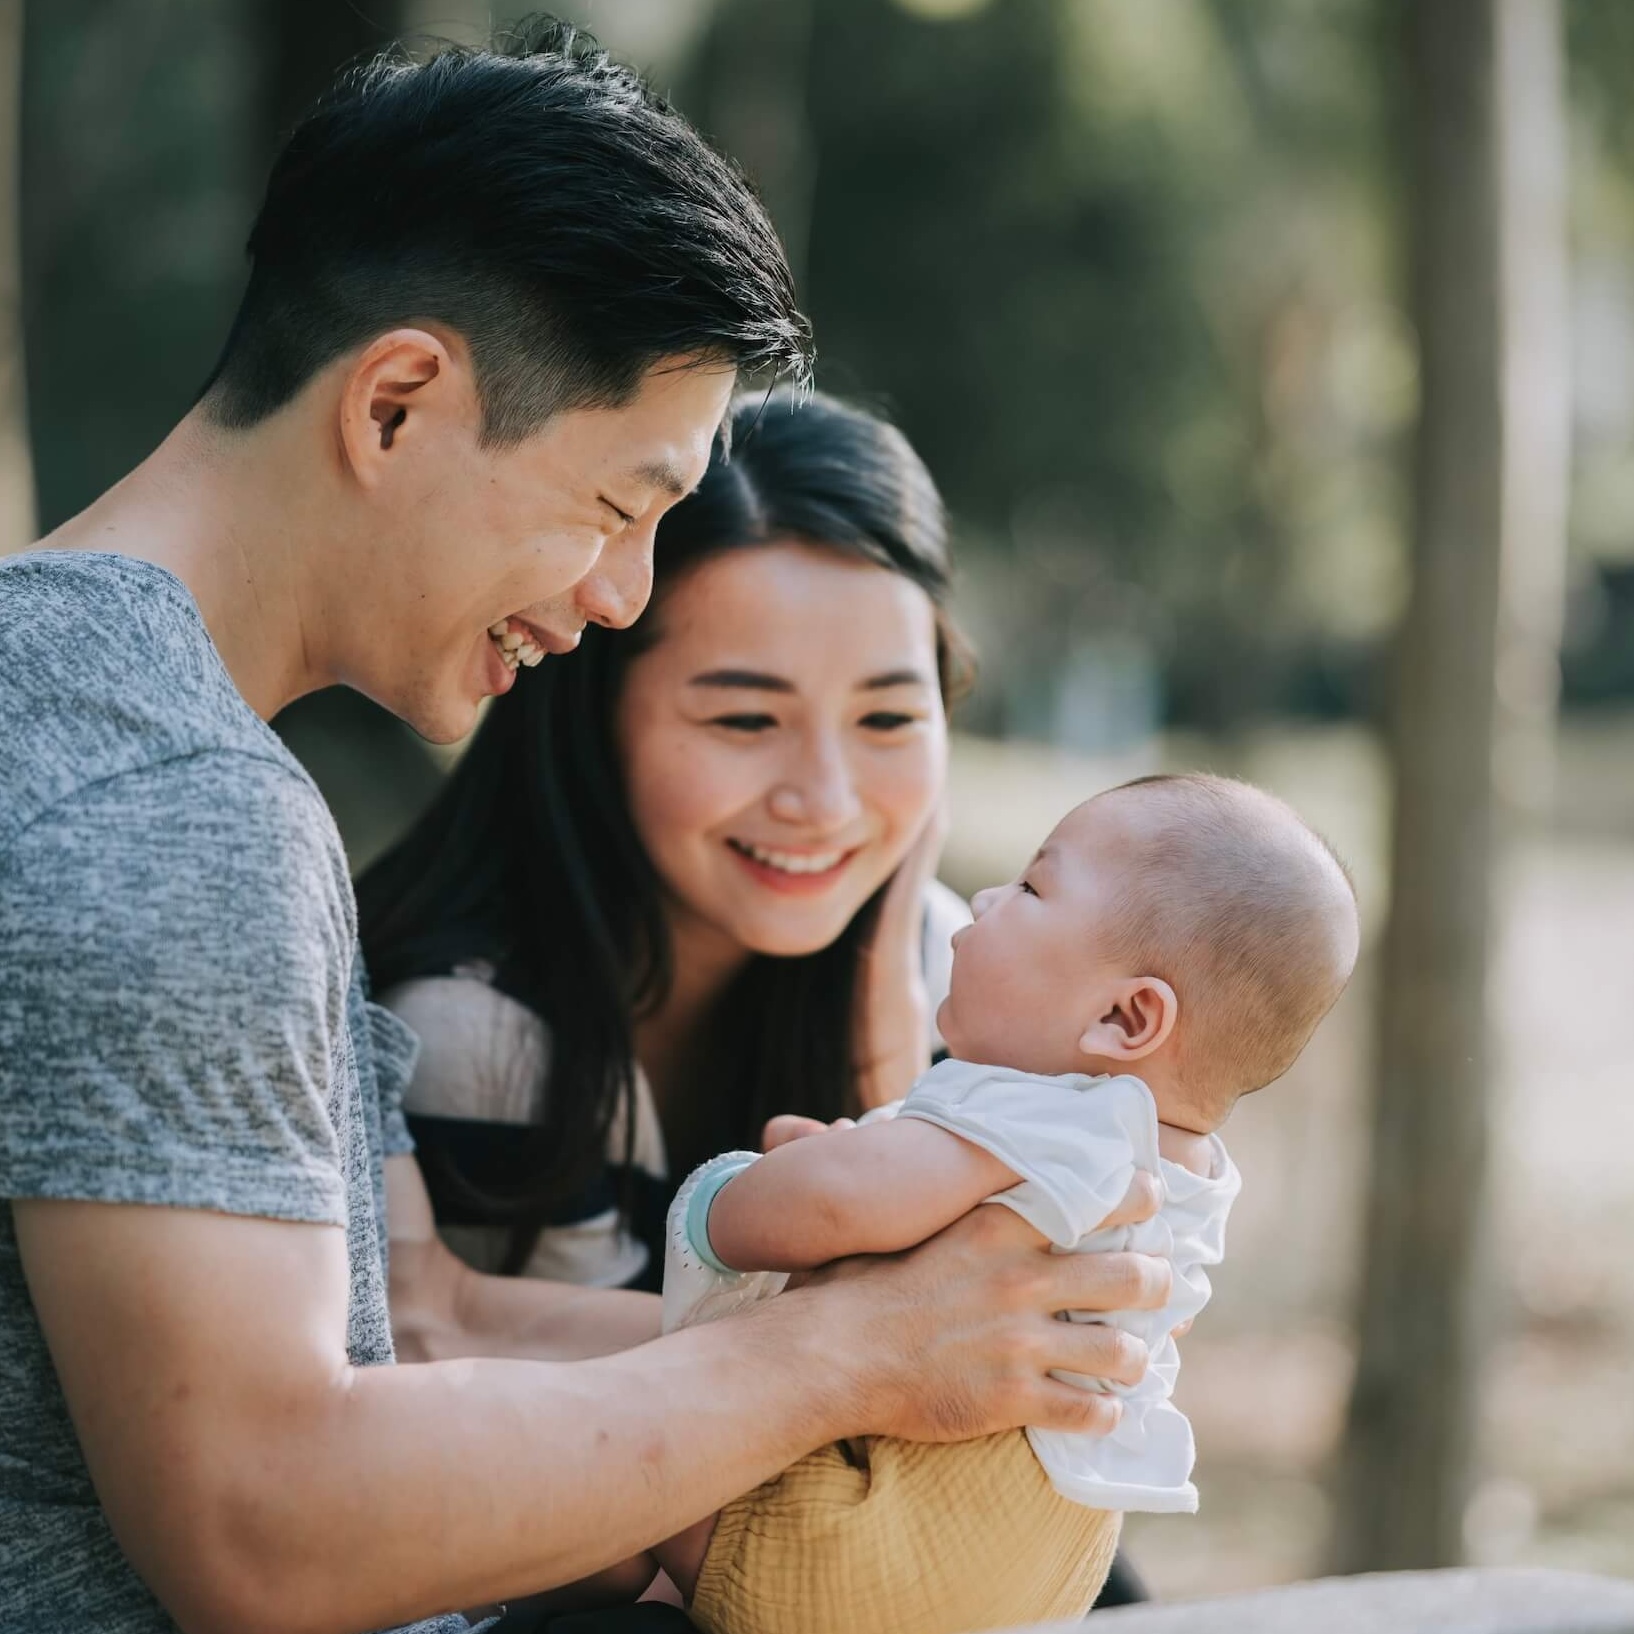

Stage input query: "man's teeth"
[
  {"left": 488, "top": 622, "right": 545, "bottom": 670},
  {"left": 732, "top": 840, "right": 847, "bottom": 875}
]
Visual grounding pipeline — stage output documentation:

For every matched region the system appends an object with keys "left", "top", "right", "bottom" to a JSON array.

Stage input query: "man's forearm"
[{"left": 237, "top": 1293, "right": 851, "bottom": 1634}]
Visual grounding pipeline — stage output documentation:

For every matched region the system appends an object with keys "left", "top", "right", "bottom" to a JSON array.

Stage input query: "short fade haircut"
[
  {"left": 200, "top": 16, "right": 813, "bottom": 444},
  {"left": 1094, "top": 773, "right": 1359, "bottom": 1113}
]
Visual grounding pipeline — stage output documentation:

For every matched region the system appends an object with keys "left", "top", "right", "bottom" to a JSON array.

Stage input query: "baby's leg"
[{"left": 686, "top": 1430, "right": 1120, "bottom": 1634}]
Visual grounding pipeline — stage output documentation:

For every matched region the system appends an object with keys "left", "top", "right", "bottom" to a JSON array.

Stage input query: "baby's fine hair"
[{"left": 1094, "top": 773, "right": 1359, "bottom": 1112}]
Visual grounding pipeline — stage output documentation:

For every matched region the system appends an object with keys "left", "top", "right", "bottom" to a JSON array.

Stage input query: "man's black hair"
[{"left": 201, "top": 16, "right": 813, "bottom": 442}]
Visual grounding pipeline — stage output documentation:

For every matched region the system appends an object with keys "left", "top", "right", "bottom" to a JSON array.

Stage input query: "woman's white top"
[
  {"left": 664, "top": 1057, "right": 1241, "bottom": 1514},
  {"left": 381, "top": 879, "right": 972, "bottom": 1289}
]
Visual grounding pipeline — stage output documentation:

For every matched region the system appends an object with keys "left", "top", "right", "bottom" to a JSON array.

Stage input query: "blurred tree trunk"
[
  {"left": 1331, "top": 0, "right": 1568, "bottom": 1572},
  {"left": 0, "top": 0, "right": 34, "bottom": 554}
]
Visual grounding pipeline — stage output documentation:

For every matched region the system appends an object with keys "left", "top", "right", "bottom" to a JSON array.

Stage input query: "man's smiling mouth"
[
  {"left": 488, "top": 619, "right": 545, "bottom": 672},
  {"left": 488, "top": 616, "right": 586, "bottom": 670}
]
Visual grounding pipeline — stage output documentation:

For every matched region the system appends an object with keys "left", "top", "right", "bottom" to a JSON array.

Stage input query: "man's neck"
[{"left": 37, "top": 406, "right": 337, "bottom": 722}]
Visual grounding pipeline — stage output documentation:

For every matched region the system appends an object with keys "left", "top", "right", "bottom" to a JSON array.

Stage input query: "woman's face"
[{"left": 616, "top": 540, "right": 948, "bottom": 960}]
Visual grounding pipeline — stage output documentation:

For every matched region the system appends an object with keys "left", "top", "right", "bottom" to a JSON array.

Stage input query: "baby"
[{"left": 645, "top": 773, "right": 1360, "bottom": 1634}]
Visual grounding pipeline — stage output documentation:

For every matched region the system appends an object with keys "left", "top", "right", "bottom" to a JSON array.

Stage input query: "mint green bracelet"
[{"left": 685, "top": 1155, "right": 757, "bottom": 1274}]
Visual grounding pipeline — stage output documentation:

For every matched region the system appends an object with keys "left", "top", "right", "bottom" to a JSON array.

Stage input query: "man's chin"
[{"left": 389, "top": 684, "right": 487, "bottom": 747}]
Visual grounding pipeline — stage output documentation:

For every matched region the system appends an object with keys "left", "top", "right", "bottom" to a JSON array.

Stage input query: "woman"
[{"left": 357, "top": 389, "right": 972, "bottom": 1291}]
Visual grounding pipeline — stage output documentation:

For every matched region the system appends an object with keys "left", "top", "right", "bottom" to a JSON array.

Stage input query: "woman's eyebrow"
[
  {"left": 689, "top": 669, "right": 795, "bottom": 693},
  {"left": 859, "top": 668, "right": 931, "bottom": 691}
]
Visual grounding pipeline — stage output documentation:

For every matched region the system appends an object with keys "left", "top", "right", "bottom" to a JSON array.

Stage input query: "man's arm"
[
  {"left": 385, "top": 1153, "right": 662, "bottom": 1362},
  {"left": 16, "top": 1185, "right": 1164, "bottom": 1634},
  {"left": 707, "top": 1117, "right": 1018, "bottom": 1271}
]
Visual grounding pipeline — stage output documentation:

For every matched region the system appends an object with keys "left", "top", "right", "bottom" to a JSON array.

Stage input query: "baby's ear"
[{"left": 1078, "top": 977, "right": 1178, "bottom": 1063}]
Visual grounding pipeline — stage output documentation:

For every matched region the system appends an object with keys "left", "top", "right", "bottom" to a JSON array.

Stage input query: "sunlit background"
[{"left": 3, "top": 0, "right": 1631, "bottom": 1603}]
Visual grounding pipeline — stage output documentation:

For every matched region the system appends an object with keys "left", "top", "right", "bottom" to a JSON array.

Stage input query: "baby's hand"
[{"left": 760, "top": 1113, "right": 856, "bottom": 1152}]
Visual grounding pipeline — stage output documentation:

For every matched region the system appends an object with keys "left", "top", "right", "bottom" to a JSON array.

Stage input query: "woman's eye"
[
  {"left": 710, "top": 713, "right": 778, "bottom": 733},
  {"left": 859, "top": 711, "right": 917, "bottom": 731},
  {"left": 601, "top": 498, "right": 636, "bottom": 527}
]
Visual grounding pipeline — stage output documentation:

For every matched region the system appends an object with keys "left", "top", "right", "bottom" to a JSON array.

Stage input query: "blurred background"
[{"left": 2, "top": 0, "right": 1630, "bottom": 1605}]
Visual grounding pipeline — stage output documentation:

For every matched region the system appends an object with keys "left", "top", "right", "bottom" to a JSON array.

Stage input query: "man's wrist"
[{"left": 754, "top": 1278, "right": 882, "bottom": 1444}]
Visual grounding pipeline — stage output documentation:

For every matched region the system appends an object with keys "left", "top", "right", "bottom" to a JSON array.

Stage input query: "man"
[{"left": 0, "top": 25, "right": 1166, "bottom": 1634}]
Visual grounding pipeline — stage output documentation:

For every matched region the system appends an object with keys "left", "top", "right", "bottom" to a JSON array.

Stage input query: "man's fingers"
[
  {"left": 1028, "top": 1380, "right": 1125, "bottom": 1438},
  {"left": 1039, "top": 1245, "right": 1172, "bottom": 1316},
  {"left": 1040, "top": 1317, "right": 1149, "bottom": 1388},
  {"left": 1096, "top": 1169, "right": 1162, "bottom": 1230}
]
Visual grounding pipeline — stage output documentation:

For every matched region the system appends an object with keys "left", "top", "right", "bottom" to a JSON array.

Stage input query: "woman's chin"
[{"left": 732, "top": 907, "right": 865, "bottom": 960}]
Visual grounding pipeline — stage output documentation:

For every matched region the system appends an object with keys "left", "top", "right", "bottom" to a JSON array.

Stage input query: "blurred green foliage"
[{"left": 17, "top": 0, "right": 1634, "bottom": 749}]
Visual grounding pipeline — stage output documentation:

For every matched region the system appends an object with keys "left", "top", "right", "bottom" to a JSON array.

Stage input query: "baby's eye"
[
  {"left": 710, "top": 713, "right": 778, "bottom": 733},
  {"left": 1018, "top": 879, "right": 1038, "bottom": 897}
]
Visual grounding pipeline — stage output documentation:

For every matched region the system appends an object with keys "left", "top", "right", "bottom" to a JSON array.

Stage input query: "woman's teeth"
[
  {"left": 730, "top": 839, "right": 847, "bottom": 876},
  {"left": 488, "top": 620, "right": 545, "bottom": 670}
]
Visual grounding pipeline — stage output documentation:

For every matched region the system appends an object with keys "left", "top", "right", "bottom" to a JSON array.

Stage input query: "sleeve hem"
[{"left": 0, "top": 1150, "right": 347, "bottom": 1226}]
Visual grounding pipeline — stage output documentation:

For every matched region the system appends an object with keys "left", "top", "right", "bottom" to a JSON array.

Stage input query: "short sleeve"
[
  {"left": 381, "top": 976, "right": 550, "bottom": 1126},
  {"left": 900, "top": 1061, "right": 1160, "bottom": 1247},
  {"left": 0, "top": 752, "right": 353, "bottom": 1225}
]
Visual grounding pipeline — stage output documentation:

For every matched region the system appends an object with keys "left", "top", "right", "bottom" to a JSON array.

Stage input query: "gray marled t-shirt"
[{"left": 0, "top": 552, "right": 473, "bottom": 1633}]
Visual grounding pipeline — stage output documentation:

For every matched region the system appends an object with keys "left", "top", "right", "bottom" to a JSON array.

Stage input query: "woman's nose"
[
  {"left": 768, "top": 736, "right": 863, "bottom": 831},
  {"left": 577, "top": 526, "right": 656, "bottom": 631}
]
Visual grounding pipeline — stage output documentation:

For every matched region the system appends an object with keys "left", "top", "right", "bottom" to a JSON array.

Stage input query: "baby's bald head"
[{"left": 1071, "top": 774, "right": 1359, "bottom": 1119}]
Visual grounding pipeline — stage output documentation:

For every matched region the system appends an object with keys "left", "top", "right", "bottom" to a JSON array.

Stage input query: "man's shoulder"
[{"left": 0, "top": 550, "right": 318, "bottom": 854}]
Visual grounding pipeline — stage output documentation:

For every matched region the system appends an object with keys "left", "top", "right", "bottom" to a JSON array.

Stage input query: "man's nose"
[{"left": 577, "top": 526, "right": 656, "bottom": 632}]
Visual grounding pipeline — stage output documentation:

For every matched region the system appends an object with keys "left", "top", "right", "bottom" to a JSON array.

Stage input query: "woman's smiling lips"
[{"left": 725, "top": 837, "right": 862, "bottom": 894}]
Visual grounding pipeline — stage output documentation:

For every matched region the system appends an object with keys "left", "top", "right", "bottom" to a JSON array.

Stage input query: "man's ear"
[
  {"left": 1078, "top": 976, "right": 1178, "bottom": 1063},
  {"left": 337, "top": 327, "right": 469, "bottom": 490}
]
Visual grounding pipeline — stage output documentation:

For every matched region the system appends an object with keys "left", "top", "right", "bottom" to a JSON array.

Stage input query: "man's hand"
[{"left": 796, "top": 1171, "right": 1168, "bottom": 1444}]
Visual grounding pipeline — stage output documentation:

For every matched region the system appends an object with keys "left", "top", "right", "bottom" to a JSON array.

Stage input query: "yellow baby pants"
[{"left": 691, "top": 1428, "right": 1121, "bottom": 1634}]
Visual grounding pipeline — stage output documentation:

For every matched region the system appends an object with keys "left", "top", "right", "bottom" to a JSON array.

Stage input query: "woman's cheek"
[
  {"left": 624, "top": 731, "right": 727, "bottom": 877},
  {"left": 868, "top": 735, "right": 944, "bottom": 846}
]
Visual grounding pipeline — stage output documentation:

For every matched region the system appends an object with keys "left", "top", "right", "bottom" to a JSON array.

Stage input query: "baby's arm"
[{"left": 705, "top": 1118, "right": 1020, "bottom": 1272}]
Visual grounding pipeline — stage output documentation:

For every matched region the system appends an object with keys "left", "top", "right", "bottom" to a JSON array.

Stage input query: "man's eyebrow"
[
  {"left": 689, "top": 669, "right": 796, "bottom": 693},
  {"left": 860, "top": 668, "right": 932, "bottom": 691},
  {"left": 629, "top": 459, "right": 690, "bottom": 499}
]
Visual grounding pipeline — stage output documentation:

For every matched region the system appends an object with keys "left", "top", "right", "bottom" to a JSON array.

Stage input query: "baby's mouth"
[
  {"left": 488, "top": 619, "right": 546, "bottom": 672},
  {"left": 727, "top": 838, "right": 854, "bottom": 877}
]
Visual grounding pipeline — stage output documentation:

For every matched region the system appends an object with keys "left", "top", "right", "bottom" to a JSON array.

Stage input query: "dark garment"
[
  {"left": 407, "top": 1111, "right": 674, "bottom": 1289},
  {"left": 1091, "top": 1550, "right": 1152, "bottom": 1610},
  {"left": 541, "top": 1611, "right": 694, "bottom": 1634}
]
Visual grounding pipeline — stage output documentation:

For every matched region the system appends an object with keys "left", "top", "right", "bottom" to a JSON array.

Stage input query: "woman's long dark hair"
[{"left": 357, "top": 389, "right": 972, "bottom": 1271}]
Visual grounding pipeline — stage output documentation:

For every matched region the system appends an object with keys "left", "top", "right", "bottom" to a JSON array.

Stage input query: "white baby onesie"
[
  {"left": 898, "top": 1058, "right": 1239, "bottom": 1513},
  {"left": 661, "top": 1057, "right": 1240, "bottom": 1514}
]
